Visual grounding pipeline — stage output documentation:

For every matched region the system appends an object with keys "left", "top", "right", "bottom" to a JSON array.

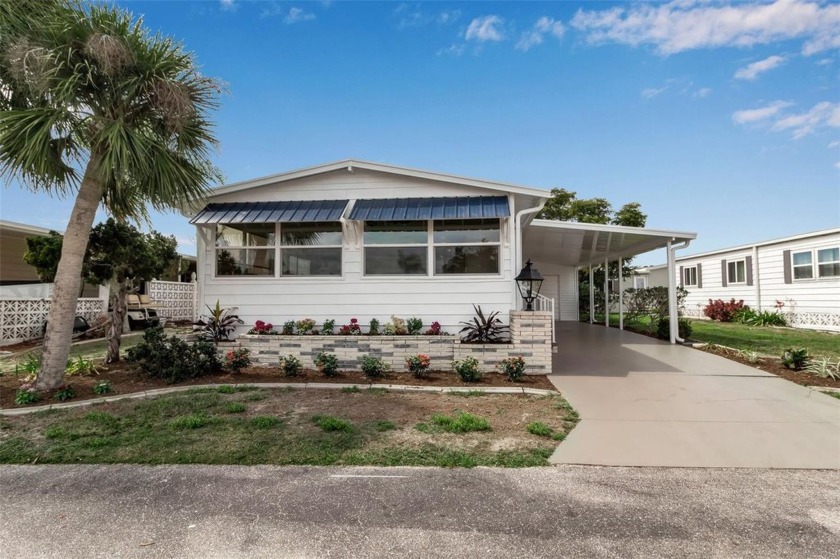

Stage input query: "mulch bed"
[
  {"left": 697, "top": 347, "right": 840, "bottom": 389},
  {"left": 0, "top": 363, "right": 556, "bottom": 409}
]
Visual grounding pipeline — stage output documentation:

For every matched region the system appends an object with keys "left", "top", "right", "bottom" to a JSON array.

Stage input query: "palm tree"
[{"left": 0, "top": 0, "right": 223, "bottom": 390}]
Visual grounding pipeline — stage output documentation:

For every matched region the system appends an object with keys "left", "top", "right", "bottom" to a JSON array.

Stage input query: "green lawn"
[
  {"left": 0, "top": 387, "right": 576, "bottom": 467},
  {"left": 602, "top": 314, "right": 840, "bottom": 360}
]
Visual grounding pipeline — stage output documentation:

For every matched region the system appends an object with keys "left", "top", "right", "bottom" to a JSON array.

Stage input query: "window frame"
[
  {"left": 726, "top": 258, "right": 747, "bottom": 285},
  {"left": 213, "top": 223, "right": 277, "bottom": 278},
  {"left": 683, "top": 266, "right": 698, "bottom": 287},
  {"left": 362, "top": 218, "right": 503, "bottom": 278},
  {"left": 277, "top": 221, "right": 343, "bottom": 277},
  {"left": 792, "top": 247, "right": 840, "bottom": 281}
]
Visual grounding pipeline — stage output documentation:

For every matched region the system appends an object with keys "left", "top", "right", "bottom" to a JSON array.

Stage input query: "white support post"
[
  {"left": 603, "top": 258, "right": 609, "bottom": 326},
  {"left": 618, "top": 257, "right": 624, "bottom": 331},
  {"left": 588, "top": 264, "right": 594, "bottom": 324},
  {"left": 667, "top": 240, "right": 678, "bottom": 344}
]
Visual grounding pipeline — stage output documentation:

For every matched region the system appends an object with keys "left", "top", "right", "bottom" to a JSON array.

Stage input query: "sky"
[{"left": 1, "top": 0, "right": 838, "bottom": 265}]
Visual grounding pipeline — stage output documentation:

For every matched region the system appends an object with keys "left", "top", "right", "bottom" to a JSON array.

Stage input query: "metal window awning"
[
  {"left": 348, "top": 196, "right": 510, "bottom": 221},
  {"left": 190, "top": 200, "right": 349, "bottom": 224}
]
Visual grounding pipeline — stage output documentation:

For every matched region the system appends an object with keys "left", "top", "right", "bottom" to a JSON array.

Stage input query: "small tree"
[{"left": 23, "top": 231, "right": 63, "bottom": 282}]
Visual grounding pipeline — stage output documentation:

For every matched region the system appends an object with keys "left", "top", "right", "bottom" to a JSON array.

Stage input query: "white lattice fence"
[
  {"left": 0, "top": 298, "right": 106, "bottom": 345},
  {"left": 786, "top": 312, "right": 840, "bottom": 332},
  {"left": 147, "top": 280, "right": 197, "bottom": 321}
]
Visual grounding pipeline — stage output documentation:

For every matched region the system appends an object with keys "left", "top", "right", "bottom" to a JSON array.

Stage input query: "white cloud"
[
  {"left": 816, "top": 57, "right": 834, "bottom": 65},
  {"left": 438, "top": 10, "right": 461, "bottom": 26},
  {"left": 828, "top": 140, "right": 840, "bottom": 148},
  {"left": 835, "top": 161, "right": 840, "bottom": 169},
  {"left": 642, "top": 86, "right": 668, "bottom": 98},
  {"left": 732, "top": 100, "right": 794, "bottom": 124},
  {"left": 465, "top": 15, "right": 505, "bottom": 42},
  {"left": 571, "top": 0, "right": 840, "bottom": 56},
  {"left": 284, "top": 7, "right": 316, "bottom": 24},
  {"left": 516, "top": 17, "right": 565, "bottom": 52},
  {"left": 693, "top": 87, "right": 712, "bottom": 98},
  {"left": 734, "top": 55, "right": 786, "bottom": 80},
  {"left": 219, "top": 0, "right": 237, "bottom": 12},
  {"left": 772, "top": 101, "right": 840, "bottom": 138},
  {"left": 437, "top": 43, "right": 466, "bottom": 57}
]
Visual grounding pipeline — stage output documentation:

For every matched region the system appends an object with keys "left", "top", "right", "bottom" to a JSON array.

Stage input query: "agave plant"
[
  {"left": 195, "top": 300, "right": 243, "bottom": 343},
  {"left": 459, "top": 305, "right": 509, "bottom": 343}
]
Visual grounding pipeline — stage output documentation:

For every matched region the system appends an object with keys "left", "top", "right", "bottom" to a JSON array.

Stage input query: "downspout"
[
  {"left": 513, "top": 198, "right": 547, "bottom": 309},
  {"left": 667, "top": 238, "right": 692, "bottom": 343},
  {"left": 753, "top": 245, "right": 761, "bottom": 311}
]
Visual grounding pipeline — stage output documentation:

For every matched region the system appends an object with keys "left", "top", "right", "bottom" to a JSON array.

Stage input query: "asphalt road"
[{"left": 0, "top": 465, "right": 838, "bottom": 558}]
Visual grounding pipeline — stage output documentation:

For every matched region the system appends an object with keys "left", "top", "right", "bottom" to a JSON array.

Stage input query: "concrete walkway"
[{"left": 548, "top": 322, "right": 840, "bottom": 468}]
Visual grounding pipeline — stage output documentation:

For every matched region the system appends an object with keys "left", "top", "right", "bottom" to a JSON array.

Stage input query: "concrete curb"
[
  {"left": 811, "top": 386, "right": 840, "bottom": 394},
  {"left": 0, "top": 383, "right": 558, "bottom": 416}
]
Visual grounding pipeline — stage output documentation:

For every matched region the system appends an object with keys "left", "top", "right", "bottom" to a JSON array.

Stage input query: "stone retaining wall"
[{"left": 227, "top": 311, "right": 554, "bottom": 375}]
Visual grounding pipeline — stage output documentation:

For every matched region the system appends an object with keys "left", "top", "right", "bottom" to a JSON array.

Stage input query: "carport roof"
[{"left": 523, "top": 219, "right": 696, "bottom": 267}]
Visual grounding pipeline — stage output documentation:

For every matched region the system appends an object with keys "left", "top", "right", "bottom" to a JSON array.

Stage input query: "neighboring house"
[
  {"left": 639, "top": 228, "right": 840, "bottom": 331},
  {"left": 0, "top": 220, "right": 60, "bottom": 298},
  {"left": 189, "top": 160, "right": 696, "bottom": 341}
]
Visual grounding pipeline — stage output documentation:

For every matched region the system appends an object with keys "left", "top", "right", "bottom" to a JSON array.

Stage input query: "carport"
[{"left": 521, "top": 219, "right": 696, "bottom": 343}]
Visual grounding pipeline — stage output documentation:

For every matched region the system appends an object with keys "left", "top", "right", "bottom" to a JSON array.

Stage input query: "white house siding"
[
  {"left": 654, "top": 231, "right": 840, "bottom": 331},
  {"left": 529, "top": 261, "right": 578, "bottom": 321},
  {"left": 197, "top": 168, "right": 530, "bottom": 334}
]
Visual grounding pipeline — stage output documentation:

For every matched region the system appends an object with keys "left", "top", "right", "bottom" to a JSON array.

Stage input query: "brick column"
[{"left": 510, "top": 311, "right": 553, "bottom": 374}]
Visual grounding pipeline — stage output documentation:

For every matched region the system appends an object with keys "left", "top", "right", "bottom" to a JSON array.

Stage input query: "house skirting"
[{"left": 227, "top": 311, "right": 553, "bottom": 375}]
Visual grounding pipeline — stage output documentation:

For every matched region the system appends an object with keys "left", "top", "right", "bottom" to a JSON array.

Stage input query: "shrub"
[
  {"left": 425, "top": 321, "right": 443, "bottom": 335},
  {"left": 739, "top": 350, "right": 761, "bottom": 364},
  {"left": 781, "top": 348, "right": 809, "bottom": 370},
  {"left": 127, "top": 327, "right": 222, "bottom": 384},
  {"left": 321, "top": 319, "right": 336, "bottom": 335},
  {"left": 406, "top": 354, "right": 431, "bottom": 378},
  {"left": 384, "top": 315, "right": 407, "bottom": 335},
  {"left": 314, "top": 352, "right": 339, "bottom": 377},
  {"left": 295, "top": 318, "right": 316, "bottom": 335},
  {"left": 656, "top": 317, "right": 693, "bottom": 340},
  {"left": 360, "top": 355, "right": 389, "bottom": 378},
  {"left": 430, "top": 412, "right": 491, "bottom": 433},
  {"left": 804, "top": 357, "right": 839, "bottom": 380},
  {"left": 224, "top": 348, "right": 251, "bottom": 373},
  {"left": 54, "top": 386, "right": 75, "bottom": 401},
  {"left": 93, "top": 380, "right": 112, "bottom": 395},
  {"left": 279, "top": 354, "right": 303, "bottom": 377},
  {"left": 406, "top": 317, "right": 423, "bottom": 335},
  {"left": 453, "top": 356, "right": 482, "bottom": 382},
  {"left": 339, "top": 318, "right": 361, "bottom": 335},
  {"left": 735, "top": 308, "right": 787, "bottom": 327},
  {"left": 527, "top": 421, "right": 553, "bottom": 437},
  {"left": 65, "top": 356, "right": 98, "bottom": 376},
  {"left": 14, "top": 388, "right": 39, "bottom": 405},
  {"left": 247, "top": 320, "right": 276, "bottom": 335},
  {"left": 704, "top": 299, "right": 746, "bottom": 322},
  {"left": 623, "top": 286, "right": 688, "bottom": 331},
  {"left": 312, "top": 414, "right": 353, "bottom": 432},
  {"left": 498, "top": 356, "right": 526, "bottom": 382},
  {"left": 368, "top": 318, "right": 380, "bottom": 336},
  {"left": 195, "top": 300, "right": 243, "bottom": 342},
  {"left": 282, "top": 321, "right": 295, "bottom": 335},
  {"left": 459, "top": 305, "right": 509, "bottom": 343}
]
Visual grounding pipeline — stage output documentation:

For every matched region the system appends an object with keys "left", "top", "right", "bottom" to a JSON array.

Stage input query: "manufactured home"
[
  {"left": 190, "top": 160, "right": 696, "bottom": 342},
  {"left": 639, "top": 228, "right": 840, "bottom": 331}
]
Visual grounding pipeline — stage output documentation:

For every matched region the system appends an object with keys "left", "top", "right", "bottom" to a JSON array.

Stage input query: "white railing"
[
  {"left": 146, "top": 280, "right": 198, "bottom": 322},
  {"left": 534, "top": 294, "right": 556, "bottom": 344}
]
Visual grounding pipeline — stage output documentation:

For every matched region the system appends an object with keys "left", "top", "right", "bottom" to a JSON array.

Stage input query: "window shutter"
[
  {"left": 679, "top": 266, "right": 684, "bottom": 287},
  {"left": 745, "top": 255, "right": 754, "bottom": 286},
  {"left": 721, "top": 260, "right": 728, "bottom": 287},
  {"left": 697, "top": 263, "right": 703, "bottom": 288},
  {"left": 783, "top": 250, "right": 792, "bottom": 284}
]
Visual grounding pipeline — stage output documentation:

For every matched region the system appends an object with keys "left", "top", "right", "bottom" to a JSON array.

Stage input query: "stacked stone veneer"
[{"left": 230, "top": 311, "right": 554, "bottom": 375}]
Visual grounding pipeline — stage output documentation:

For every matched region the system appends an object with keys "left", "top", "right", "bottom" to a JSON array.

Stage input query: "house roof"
[
  {"left": 348, "top": 196, "right": 510, "bottom": 221},
  {"left": 208, "top": 159, "right": 552, "bottom": 200},
  {"left": 524, "top": 220, "right": 696, "bottom": 267},
  {"left": 190, "top": 200, "right": 349, "bottom": 224},
  {"left": 0, "top": 220, "right": 56, "bottom": 236}
]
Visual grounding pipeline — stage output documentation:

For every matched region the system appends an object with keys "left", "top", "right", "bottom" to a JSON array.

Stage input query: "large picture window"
[
  {"left": 791, "top": 248, "right": 839, "bottom": 280},
  {"left": 363, "top": 219, "right": 501, "bottom": 276},
  {"left": 215, "top": 224, "right": 275, "bottom": 276},
  {"left": 280, "top": 222, "right": 342, "bottom": 276}
]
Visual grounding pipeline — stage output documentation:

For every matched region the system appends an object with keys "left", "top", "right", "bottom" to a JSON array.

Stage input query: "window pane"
[
  {"left": 794, "top": 265, "right": 814, "bottom": 279},
  {"left": 365, "top": 247, "right": 427, "bottom": 275},
  {"left": 737, "top": 261, "right": 746, "bottom": 283},
  {"left": 727, "top": 262, "right": 736, "bottom": 282},
  {"left": 435, "top": 246, "right": 499, "bottom": 274},
  {"left": 216, "top": 249, "right": 275, "bottom": 276},
  {"left": 282, "top": 247, "right": 341, "bottom": 276},
  {"left": 817, "top": 248, "right": 839, "bottom": 264},
  {"left": 434, "top": 219, "right": 500, "bottom": 244},
  {"left": 792, "top": 251, "right": 812, "bottom": 266},
  {"left": 280, "top": 222, "right": 342, "bottom": 246},
  {"left": 364, "top": 221, "right": 427, "bottom": 245},
  {"left": 818, "top": 263, "right": 840, "bottom": 277},
  {"left": 216, "top": 224, "right": 274, "bottom": 247}
]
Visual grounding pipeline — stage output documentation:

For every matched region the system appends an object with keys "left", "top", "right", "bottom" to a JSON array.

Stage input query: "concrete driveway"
[{"left": 549, "top": 322, "right": 840, "bottom": 468}]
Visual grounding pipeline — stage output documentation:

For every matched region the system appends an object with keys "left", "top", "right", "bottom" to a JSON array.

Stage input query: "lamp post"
[{"left": 515, "top": 259, "right": 544, "bottom": 311}]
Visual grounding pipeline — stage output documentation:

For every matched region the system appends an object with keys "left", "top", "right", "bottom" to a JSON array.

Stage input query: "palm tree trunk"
[
  {"left": 36, "top": 155, "right": 105, "bottom": 391},
  {"left": 105, "top": 278, "right": 128, "bottom": 364}
]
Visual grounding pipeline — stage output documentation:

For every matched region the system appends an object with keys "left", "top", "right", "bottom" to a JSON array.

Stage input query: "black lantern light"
[{"left": 515, "top": 259, "right": 544, "bottom": 311}]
